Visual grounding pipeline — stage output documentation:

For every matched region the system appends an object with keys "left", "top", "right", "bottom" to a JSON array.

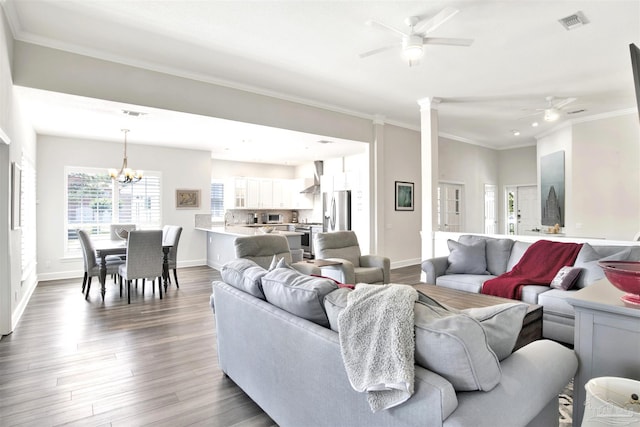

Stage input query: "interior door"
[
  {"left": 517, "top": 186, "right": 538, "bottom": 234},
  {"left": 484, "top": 184, "right": 497, "bottom": 234},
  {"left": 438, "top": 183, "right": 464, "bottom": 232}
]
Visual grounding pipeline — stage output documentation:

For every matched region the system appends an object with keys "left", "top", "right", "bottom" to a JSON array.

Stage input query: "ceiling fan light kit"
[
  {"left": 361, "top": 7, "right": 473, "bottom": 67},
  {"left": 544, "top": 108, "right": 560, "bottom": 122}
]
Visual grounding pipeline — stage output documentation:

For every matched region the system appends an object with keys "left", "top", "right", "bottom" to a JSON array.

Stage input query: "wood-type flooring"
[{"left": 0, "top": 265, "right": 422, "bottom": 426}]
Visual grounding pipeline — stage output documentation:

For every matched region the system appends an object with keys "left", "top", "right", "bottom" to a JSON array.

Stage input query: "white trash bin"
[{"left": 582, "top": 377, "right": 640, "bottom": 426}]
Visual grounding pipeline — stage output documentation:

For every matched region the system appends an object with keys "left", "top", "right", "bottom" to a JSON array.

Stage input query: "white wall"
[
  {"left": 211, "top": 159, "right": 296, "bottom": 180},
  {"left": 438, "top": 137, "right": 499, "bottom": 233},
  {"left": 570, "top": 113, "right": 640, "bottom": 240},
  {"left": 0, "top": 7, "right": 38, "bottom": 336},
  {"left": 383, "top": 124, "right": 421, "bottom": 267},
  {"left": 36, "top": 135, "right": 211, "bottom": 281},
  {"left": 497, "top": 145, "right": 537, "bottom": 232}
]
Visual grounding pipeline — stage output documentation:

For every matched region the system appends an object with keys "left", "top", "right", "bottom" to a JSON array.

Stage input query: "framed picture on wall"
[
  {"left": 176, "top": 189, "right": 200, "bottom": 209},
  {"left": 395, "top": 181, "right": 414, "bottom": 211}
]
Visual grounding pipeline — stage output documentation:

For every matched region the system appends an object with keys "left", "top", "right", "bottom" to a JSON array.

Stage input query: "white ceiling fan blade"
[
  {"left": 413, "top": 7, "right": 460, "bottom": 35},
  {"left": 423, "top": 37, "right": 474, "bottom": 47},
  {"left": 553, "top": 97, "right": 577, "bottom": 109},
  {"left": 366, "top": 20, "right": 407, "bottom": 38},
  {"left": 359, "top": 43, "right": 399, "bottom": 59}
]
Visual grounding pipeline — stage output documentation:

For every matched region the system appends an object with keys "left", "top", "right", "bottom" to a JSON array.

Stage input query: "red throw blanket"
[{"left": 481, "top": 240, "right": 583, "bottom": 299}]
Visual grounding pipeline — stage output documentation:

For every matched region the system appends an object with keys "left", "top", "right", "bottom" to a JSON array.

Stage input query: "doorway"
[
  {"left": 437, "top": 183, "right": 464, "bottom": 232},
  {"left": 505, "top": 185, "right": 538, "bottom": 235},
  {"left": 484, "top": 184, "right": 497, "bottom": 234}
]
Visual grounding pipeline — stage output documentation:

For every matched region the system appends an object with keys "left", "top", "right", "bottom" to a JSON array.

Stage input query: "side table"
[{"left": 567, "top": 279, "right": 640, "bottom": 426}]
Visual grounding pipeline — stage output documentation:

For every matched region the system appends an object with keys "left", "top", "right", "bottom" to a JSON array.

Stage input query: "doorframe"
[
  {"left": 504, "top": 184, "right": 538, "bottom": 235},
  {"left": 437, "top": 181, "right": 465, "bottom": 232}
]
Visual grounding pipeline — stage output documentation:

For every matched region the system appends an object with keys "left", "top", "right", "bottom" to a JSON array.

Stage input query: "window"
[
  {"left": 65, "top": 166, "right": 161, "bottom": 255},
  {"left": 211, "top": 180, "right": 225, "bottom": 221}
]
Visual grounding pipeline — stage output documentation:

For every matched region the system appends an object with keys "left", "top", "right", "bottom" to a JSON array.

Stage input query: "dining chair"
[
  {"left": 118, "top": 230, "right": 164, "bottom": 304},
  {"left": 77, "top": 229, "right": 124, "bottom": 299},
  {"left": 110, "top": 223, "right": 136, "bottom": 240},
  {"left": 162, "top": 225, "right": 183, "bottom": 288}
]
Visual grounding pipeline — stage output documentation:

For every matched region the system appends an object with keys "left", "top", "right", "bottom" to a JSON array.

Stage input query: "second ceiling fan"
[{"left": 360, "top": 7, "right": 474, "bottom": 67}]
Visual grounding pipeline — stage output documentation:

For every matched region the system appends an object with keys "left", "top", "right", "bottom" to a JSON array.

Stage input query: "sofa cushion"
[
  {"left": 459, "top": 235, "right": 515, "bottom": 275},
  {"left": 414, "top": 301, "right": 501, "bottom": 391},
  {"left": 537, "top": 289, "right": 576, "bottom": 318},
  {"left": 324, "top": 288, "right": 351, "bottom": 331},
  {"left": 574, "top": 244, "right": 631, "bottom": 288},
  {"left": 221, "top": 258, "right": 268, "bottom": 299},
  {"left": 506, "top": 241, "right": 532, "bottom": 271},
  {"left": 519, "top": 285, "right": 550, "bottom": 304},
  {"left": 262, "top": 267, "right": 338, "bottom": 327},
  {"left": 446, "top": 239, "right": 488, "bottom": 275},
  {"left": 417, "top": 292, "right": 527, "bottom": 361},
  {"left": 550, "top": 266, "right": 582, "bottom": 290},
  {"left": 435, "top": 274, "right": 493, "bottom": 294}
]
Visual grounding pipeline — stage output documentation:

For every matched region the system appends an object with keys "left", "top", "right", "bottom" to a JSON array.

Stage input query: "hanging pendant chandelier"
[{"left": 108, "top": 129, "right": 143, "bottom": 183}]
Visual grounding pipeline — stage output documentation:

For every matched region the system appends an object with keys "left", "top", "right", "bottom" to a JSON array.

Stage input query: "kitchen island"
[{"left": 196, "top": 225, "right": 303, "bottom": 269}]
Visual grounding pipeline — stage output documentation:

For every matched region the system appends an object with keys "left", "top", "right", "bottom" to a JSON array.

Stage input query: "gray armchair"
[
  {"left": 234, "top": 234, "right": 320, "bottom": 276},
  {"left": 313, "top": 230, "right": 390, "bottom": 284}
]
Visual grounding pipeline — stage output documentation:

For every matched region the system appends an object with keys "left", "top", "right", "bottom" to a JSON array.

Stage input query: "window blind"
[{"left": 210, "top": 181, "right": 225, "bottom": 220}]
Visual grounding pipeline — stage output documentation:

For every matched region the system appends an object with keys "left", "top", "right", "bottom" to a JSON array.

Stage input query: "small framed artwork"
[
  {"left": 176, "top": 189, "right": 200, "bottom": 209},
  {"left": 395, "top": 181, "right": 414, "bottom": 211},
  {"left": 11, "top": 162, "right": 22, "bottom": 229}
]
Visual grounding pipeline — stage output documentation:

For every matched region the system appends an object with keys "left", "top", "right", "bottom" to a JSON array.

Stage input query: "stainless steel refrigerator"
[{"left": 323, "top": 190, "right": 351, "bottom": 232}]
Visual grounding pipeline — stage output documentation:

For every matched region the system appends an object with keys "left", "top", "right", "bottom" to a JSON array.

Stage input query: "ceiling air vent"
[
  {"left": 567, "top": 109, "right": 586, "bottom": 115},
  {"left": 121, "top": 109, "right": 147, "bottom": 117},
  {"left": 558, "top": 11, "right": 589, "bottom": 30}
]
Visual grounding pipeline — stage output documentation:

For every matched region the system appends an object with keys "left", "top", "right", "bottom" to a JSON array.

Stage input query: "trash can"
[{"left": 582, "top": 377, "right": 640, "bottom": 426}]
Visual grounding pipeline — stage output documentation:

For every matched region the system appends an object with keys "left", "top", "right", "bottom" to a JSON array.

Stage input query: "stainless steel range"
[{"left": 295, "top": 223, "right": 323, "bottom": 259}]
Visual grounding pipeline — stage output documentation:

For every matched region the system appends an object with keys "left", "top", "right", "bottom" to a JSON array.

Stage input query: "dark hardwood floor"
[{"left": 0, "top": 264, "right": 423, "bottom": 426}]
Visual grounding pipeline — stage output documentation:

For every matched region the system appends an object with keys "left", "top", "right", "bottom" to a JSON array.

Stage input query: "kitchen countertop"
[{"left": 195, "top": 225, "right": 303, "bottom": 237}]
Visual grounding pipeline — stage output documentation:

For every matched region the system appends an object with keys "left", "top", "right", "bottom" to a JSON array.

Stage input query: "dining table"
[{"left": 93, "top": 238, "right": 173, "bottom": 301}]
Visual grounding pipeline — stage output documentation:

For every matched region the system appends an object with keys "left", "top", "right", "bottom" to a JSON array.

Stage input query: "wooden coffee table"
[{"left": 414, "top": 284, "right": 543, "bottom": 351}]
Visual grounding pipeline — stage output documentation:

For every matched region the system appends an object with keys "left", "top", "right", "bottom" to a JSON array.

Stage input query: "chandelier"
[{"left": 108, "top": 129, "right": 143, "bottom": 183}]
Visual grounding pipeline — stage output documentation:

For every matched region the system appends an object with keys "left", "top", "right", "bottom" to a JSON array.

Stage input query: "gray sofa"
[
  {"left": 211, "top": 259, "right": 577, "bottom": 427},
  {"left": 421, "top": 234, "right": 640, "bottom": 344}
]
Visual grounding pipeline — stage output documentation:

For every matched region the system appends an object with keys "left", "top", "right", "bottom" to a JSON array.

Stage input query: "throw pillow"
[
  {"left": 324, "top": 288, "right": 352, "bottom": 332},
  {"left": 414, "top": 301, "right": 501, "bottom": 391},
  {"left": 574, "top": 245, "right": 631, "bottom": 288},
  {"left": 459, "top": 235, "right": 515, "bottom": 275},
  {"left": 446, "top": 239, "right": 488, "bottom": 275},
  {"left": 417, "top": 291, "right": 527, "bottom": 360},
  {"left": 550, "top": 266, "right": 582, "bottom": 290},
  {"left": 221, "top": 258, "right": 268, "bottom": 299},
  {"left": 262, "top": 267, "right": 338, "bottom": 327}
]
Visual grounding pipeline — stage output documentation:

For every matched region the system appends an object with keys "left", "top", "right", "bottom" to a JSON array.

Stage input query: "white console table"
[{"left": 567, "top": 279, "right": 640, "bottom": 426}]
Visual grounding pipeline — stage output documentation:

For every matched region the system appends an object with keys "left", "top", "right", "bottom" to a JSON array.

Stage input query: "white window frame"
[{"left": 64, "top": 166, "right": 162, "bottom": 256}]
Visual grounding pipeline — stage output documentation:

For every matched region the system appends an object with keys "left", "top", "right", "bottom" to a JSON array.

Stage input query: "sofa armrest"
[
  {"left": 360, "top": 254, "right": 391, "bottom": 284},
  {"left": 421, "top": 256, "right": 449, "bottom": 284},
  {"left": 446, "top": 340, "right": 577, "bottom": 426},
  {"left": 320, "top": 258, "right": 355, "bottom": 284}
]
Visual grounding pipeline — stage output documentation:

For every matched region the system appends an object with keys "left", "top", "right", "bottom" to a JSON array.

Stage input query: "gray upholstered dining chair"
[
  {"left": 313, "top": 230, "right": 390, "bottom": 284},
  {"left": 162, "top": 225, "right": 183, "bottom": 288},
  {"left": 118, "top": 230, "right": 164, "bottom": 304},
  {"left": 77, "top": 229, "right": 124, "bottom": 299},
  {"left": 234, "top": 234, "right": 320, "bottom": 276},
  {"left": 110, "top": 223, "right": 136, "bottom": 240}
]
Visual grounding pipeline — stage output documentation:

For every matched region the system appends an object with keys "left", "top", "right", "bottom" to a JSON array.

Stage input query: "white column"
[{"left": 417, "top": 98, "right": 439, "bottom": 267}]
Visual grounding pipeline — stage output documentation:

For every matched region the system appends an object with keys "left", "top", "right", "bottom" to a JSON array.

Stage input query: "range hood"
[{"left": 300, "top": 160, "right": 323, "bottom": 194}]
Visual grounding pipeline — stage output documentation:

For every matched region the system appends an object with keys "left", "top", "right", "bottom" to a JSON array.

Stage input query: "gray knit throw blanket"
[{"left": 338, "top": 283, "right": 418, "bottom": 412}]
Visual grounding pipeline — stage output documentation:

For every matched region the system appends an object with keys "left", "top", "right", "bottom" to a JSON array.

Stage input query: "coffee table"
[{"left": 414, "top": 284, "right": 543, "bottom": 351}]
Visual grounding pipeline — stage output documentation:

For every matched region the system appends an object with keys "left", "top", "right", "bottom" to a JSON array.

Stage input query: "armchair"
[
  {"left": 313, "top": 230, "right": 390, "bottom": 284},
  {"left": 234, "top": 234, "right": 320, "bottom": 276}
]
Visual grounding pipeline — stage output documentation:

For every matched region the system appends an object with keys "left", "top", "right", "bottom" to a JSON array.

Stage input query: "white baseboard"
[{"left": 390, "top": 258, "right": 422, "bottom": 269}]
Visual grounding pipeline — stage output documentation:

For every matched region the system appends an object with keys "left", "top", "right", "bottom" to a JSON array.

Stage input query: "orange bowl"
[{"left": 598, "top": 261, "right": 640, "bottom": 307}]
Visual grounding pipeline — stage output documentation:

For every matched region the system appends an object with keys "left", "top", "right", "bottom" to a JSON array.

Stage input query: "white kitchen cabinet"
[
  {"left": 272, "top": 179, "right": 291, "bottom": 209},
  {"left": 259, "top": 179, "right": 273, "bottom": 208},
  {"left": 246, "top": 178, "right": 261, "bottom": 209},
  {"left": 291, "top": 178, "right": 314, "bottom": 209},
  {"left": 224, "top": 177, "right": 247, "bottom": 209}
]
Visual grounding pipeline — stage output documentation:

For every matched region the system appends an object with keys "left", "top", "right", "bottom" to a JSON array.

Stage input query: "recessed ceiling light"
[
  {"left": 512, "top": 130, "right": 520, "bottom": 136},
  {"left": 531, "top": 122, "right": 539, "bottom": 127}
]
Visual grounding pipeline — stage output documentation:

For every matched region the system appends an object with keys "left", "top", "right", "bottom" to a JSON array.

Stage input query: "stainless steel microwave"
[{"left": 263, "top": 213, "right": 283, "bottom": 224}]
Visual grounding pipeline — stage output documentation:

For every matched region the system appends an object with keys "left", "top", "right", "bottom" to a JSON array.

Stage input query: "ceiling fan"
[
  {"left": 359, "top": 7, "right": 474, "bottom": 67},
  {"left": 528, "top": 96, "right": 578, "bottom": 122}
]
